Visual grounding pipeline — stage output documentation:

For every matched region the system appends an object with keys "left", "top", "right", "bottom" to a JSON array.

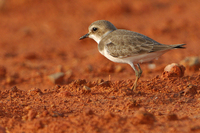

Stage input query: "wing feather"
[{"left": 103, "top": 30, "right": 170, "bottom": 58}]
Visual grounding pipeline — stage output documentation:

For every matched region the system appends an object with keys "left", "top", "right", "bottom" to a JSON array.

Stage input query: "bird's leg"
[
  {"left": 132, "top": 71, "right": 139, "bottom": 91},
  {"left": 130, "top": 63, "right": 142, "bottom": 91},
  {"left": 137, "top": 64, "right": 143, "bottom": 79}
]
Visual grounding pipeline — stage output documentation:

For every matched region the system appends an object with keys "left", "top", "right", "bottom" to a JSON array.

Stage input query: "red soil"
[{"left": 0, "top": 0, "right": 200, "bottom": 132}]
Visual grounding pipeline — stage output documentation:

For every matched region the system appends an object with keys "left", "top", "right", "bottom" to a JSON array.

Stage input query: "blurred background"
[{"left": 0, "top": 0, "right": 199, "bottom": 90}]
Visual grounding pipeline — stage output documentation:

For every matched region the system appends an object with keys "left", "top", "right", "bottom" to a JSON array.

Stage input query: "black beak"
[{"left": 79, "top": 33, "right": 89, "bottom": 40}]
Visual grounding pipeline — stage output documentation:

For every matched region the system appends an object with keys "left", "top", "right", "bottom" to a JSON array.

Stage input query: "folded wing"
[{"left": 104, "top": 30, "right": 175, "bottom": 58}]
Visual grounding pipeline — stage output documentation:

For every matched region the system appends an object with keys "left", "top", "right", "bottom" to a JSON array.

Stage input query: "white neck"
[
  {"left": 89, "top": 30, "right": 114, "bottom": 44},
  {"left": 89, "top": 34, "right": 101, "bottom": 44}
]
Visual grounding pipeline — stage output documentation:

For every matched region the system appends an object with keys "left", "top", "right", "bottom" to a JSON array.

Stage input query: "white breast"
[{"left": 101, "top": 49, "right": 168, "bottom": 65}]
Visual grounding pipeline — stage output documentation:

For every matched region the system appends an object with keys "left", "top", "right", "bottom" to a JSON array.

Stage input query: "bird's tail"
[{"left": 172, "top": 44, "right": 186, "bottom": 49}]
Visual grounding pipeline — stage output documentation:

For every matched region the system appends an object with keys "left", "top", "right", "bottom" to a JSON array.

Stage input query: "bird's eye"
[{"left": 92, "top": 27, "right": 98, "bottom": 31}]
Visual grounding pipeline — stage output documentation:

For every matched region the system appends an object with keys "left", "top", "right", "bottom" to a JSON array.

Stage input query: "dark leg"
[{"left": 136, "top": 64, "right": 142, "bottom": 79}]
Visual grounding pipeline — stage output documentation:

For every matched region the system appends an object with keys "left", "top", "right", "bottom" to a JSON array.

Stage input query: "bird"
[{"left": 79, "top": 20, "right": 185, "bottom": 91}]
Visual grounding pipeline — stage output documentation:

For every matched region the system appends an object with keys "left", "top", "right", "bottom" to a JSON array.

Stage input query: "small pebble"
[
  {"left": 28, "top": 88, "right": 43, "bottom": 95},
  {"left": 148, "top": 63, "right": 156, "bottom": 69},
  {"left": 51, "top": 104, "right": 56, "bottom": 108},
  {"left": 180, "top": 56, "right": 200, "bottom": 71},
  {"left": 167, "top": 113, "right": 178, "bottom": 121},
  {"left": 11, "top": 86, "right": 19, "bottom": 92},
  {"left": 59, "top": 91, "right": 71, "bottom": 97},
  {"left": 184, "top": 85, "right": 197, "bottom": 95},
  {"left": 82, "top": 86, "right": 91, "bottom": 94},
  {"left": 72, "top": 79, "right": 86, "bottom": 85},
  {"left": 97, "top": 79, "right": 104, "bottom": 84},
  {"left": 98, "top": 81, "right": 111, "bottom": 87},
  {"left": 134, "top": 107, "right": 156, "bottom": 124},
  {"left": 28, "top": 109, "right": 37, "bottom": 121},
  {"left": 162, "top": 63, "right": 185, "bottom": 77},
  {"left": 48, "top": 72, "right": 65, "bottom": 84}
]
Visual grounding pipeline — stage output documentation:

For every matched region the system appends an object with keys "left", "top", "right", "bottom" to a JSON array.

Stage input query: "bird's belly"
[{"left": 102, "top": 49, "right": 167, "bottom": 64}]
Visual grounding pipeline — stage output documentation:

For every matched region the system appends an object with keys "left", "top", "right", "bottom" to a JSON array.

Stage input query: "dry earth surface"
[{"left": 0, "top": 0, "right": 200, "bottom": 132}]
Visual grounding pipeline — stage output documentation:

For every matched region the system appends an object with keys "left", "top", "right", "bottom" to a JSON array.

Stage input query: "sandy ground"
[{"left": 0, "top": 0, "right": 200, "bottom": 132}]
